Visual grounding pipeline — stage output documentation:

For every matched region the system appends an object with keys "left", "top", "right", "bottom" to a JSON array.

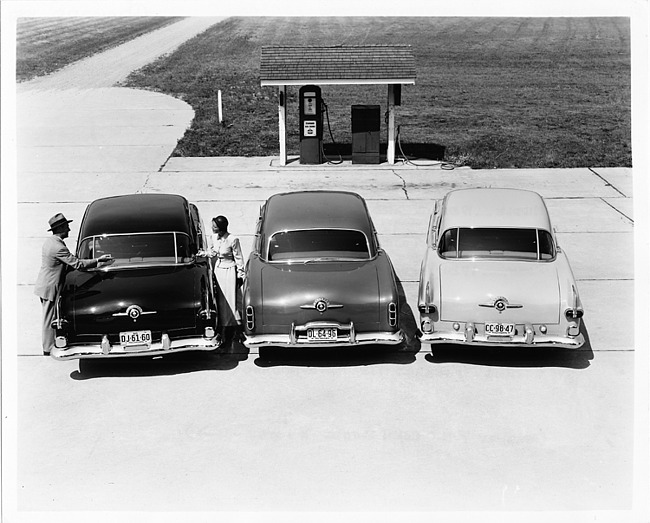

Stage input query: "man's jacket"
[{"left": 34, "top": 236, "right": 97, "bottom": 301}]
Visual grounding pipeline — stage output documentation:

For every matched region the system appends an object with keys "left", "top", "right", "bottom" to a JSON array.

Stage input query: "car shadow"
[
  {"left": 254, "top": 344, "right": 415, "bottom": 368},
  {"left": 424, "top": 320, "right": 595, "bottom": 369},
  {"left": 70, "top": 334, "right": 250, "bottom": 379},
  {"left": 254, "top": 277, "right": 420, "bottom": 368}
]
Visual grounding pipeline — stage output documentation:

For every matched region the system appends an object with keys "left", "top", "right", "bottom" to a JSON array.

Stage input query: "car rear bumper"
[
  {"left": 244, "top": 328, "right": 405, "bottom": 349},
  {"left": 420, "top": 331, "right": 584, "bottom": 348},
  {"left": 50, "top": 334, "right": 221, "bottom": 360}
]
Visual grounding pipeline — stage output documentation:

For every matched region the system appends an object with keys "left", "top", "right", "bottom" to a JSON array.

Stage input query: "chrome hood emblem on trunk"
[
  {"left": 300, "top": 298, "right": 344, "bottom": 314},
  {"left": 113, "top": 305, "right": 157, "bottom": 322},
  {"left": 479, "top": 296, "right": 523, "bottom": 313}
]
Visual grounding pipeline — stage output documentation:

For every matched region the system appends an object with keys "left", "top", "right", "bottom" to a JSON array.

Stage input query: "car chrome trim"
[
  {"left": 112, "top": 305, "right": 157, "bottom": 319},
  {"left": 246, "top": 306, "right": 255, "bottom": 331},
  {"left": 299, "top": 298, "right": 344, "bottom": 312},
  {"left": 478, "top": 296, "right": 523, "bottom": 312},
  {"left": 464, "top": 322, "right": 475, "bottom": 342},
  {"left": 101, "top": 335, "right": 110, "bottom": 355},
  {"left": 388, "top": 302, "right": 398, "bottom": 327},
  {"left": 244, "top": 327, "right": 404, "bottom": 349},
  {"left": 50, "top": 335, "right": 221, "bottom": 360},
  {"left": 421, "top": 331, "right": 585, "bottom": 348}
]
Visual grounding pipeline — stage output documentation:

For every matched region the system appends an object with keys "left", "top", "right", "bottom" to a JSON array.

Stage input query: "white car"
[{"left": 417, "top": 188, "right": 585, "bottom": 348}]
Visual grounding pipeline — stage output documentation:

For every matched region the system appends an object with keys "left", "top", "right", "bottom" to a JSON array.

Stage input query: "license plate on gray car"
[{"left": 307, "top": 328, "right": 337, "bottom": 341}]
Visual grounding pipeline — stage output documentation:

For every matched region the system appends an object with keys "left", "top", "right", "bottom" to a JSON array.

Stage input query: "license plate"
[
  {"left": 120, "top": 330, "right": 152, "bottom": 349},
  {"left": 307, "top": 328, "right": 337, "bottom": 341},
  {"left": 485, "top": 323, "right": 515, "bottom": 336}
]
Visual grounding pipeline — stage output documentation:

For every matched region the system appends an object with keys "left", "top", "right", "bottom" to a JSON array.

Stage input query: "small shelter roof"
[{"left": 260, "top": 45, "right": 416, "bottom": 86}]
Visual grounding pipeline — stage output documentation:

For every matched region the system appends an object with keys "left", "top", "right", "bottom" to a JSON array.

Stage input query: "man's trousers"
[{"left": 40, "top": 298, "right": 55, "bottom": 354}]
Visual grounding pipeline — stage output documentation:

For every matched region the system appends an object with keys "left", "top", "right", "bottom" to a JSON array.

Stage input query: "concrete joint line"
[
  {"left": 600, "top": 197, "right": 634, "bottom": 224},
  {"left": 588, "top": 167, "right": 627, "bottom": 198},
  {"left": 138, "top": 173, "right": 153, "bottom": 193},
  {"left": 392, "top": 170, "right": 410, "bottom": 200}
]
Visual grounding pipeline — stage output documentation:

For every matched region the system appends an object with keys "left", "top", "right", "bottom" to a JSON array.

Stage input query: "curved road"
[
  {"left": 20, "top": 17, "right": 224, "bottom": 90},
  {"left": 17, "top": 17, "right": 225, "bottom": 175}
]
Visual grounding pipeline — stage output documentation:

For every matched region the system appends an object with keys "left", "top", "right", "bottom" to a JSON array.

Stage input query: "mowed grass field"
[
  {"left": 124, "top": 17, "right": 631, "bottom": 168},
  {"left": 16, "top": 16, "right": 631, "bottom": 168},
  {"left": 16, "top": 16, "right": 184, "bottom": 82}
]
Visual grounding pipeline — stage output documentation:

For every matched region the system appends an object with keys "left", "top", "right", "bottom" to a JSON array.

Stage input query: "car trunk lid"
[
  {"left": 439, "top": 261, "right": 560, "bottom": 323},
  {"left": 69, "top": 266, "right": 198, "bottom": 335},
  {"left": 260, "top": 262, "right": 380, "bottom": 327}
]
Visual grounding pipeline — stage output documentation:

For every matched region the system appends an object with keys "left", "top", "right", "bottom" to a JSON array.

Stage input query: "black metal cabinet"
[{"left": 351, "top": 105, "right": 380, "bottom": 164}]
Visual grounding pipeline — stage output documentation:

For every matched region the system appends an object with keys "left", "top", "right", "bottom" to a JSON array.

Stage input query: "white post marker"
[
  {"left": 387, "top": 84, "right": 396, "bottom": 165},
  {"left": 218, "top": 89, "right": 223, "bottom": 124}
]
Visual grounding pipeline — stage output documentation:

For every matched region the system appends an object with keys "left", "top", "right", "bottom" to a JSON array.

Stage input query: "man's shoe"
[{"left": 43, "top": 351, "right": 50, "bottom": 356}]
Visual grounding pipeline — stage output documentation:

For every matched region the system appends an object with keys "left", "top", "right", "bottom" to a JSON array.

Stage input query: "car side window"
[
  {"left": 189, "top": 204, "right": 205, "bottom": 251},
  {"left": 438, "top": 228, "right": 458, "bottom": 258},
  {"left": 538, "top": 230, "right": 555, "bottom": 260}
]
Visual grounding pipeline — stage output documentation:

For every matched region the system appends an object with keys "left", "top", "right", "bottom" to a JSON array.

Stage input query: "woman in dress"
[{"left": 208, "top": 215, "right": 245, "bottom": 340}]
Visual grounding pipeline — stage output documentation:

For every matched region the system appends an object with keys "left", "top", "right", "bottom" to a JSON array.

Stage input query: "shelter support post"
[
  {"left": 387, "top": 84, "right": 396, "bottom": 165},
  {"left": 278, "top": 85, "right": 287, "bottom": 166}
]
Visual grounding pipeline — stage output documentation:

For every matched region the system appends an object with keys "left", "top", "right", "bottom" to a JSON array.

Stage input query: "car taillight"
[
  {"left": 418, "top": 304, "right": 437, "bottom": 315},
  {"left": 246, "top": 306, "right": 255, "bottom": 331},
  {"left": 565, "top": 308, "right": 584, "bottom": 320},
  {"left": 388, "top": 302, "right": 397, "bottom": 327}
]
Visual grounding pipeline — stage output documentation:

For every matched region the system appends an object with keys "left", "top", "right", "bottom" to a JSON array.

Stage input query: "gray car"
[{"left": 242, "top": 190, "right": 404, "bottom": 349}]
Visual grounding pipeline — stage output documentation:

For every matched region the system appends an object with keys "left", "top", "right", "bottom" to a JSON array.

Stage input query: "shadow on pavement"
[
  {"left": 424, "top": 321, "right": 595, "bottom": 369},
  {"left": 396, "top": 277, "right": 422, "bottom": 355},
  {"left": 322, "top": 142, "right": 446, "bottom": 161},
  {"left": 70, "top": 335, "right": 250, "bottom": 380},
  {"left": 254, "top": 345, "right": 416, "bottom": 368}
]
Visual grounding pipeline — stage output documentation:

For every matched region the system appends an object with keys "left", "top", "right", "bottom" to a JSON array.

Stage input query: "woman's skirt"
[{"left": 214, "top": 266, "right": 240, "bottom": 326}]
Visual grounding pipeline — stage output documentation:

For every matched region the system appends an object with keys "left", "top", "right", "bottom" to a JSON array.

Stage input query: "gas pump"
[{"left": 299, "top": 85, "right": 323, "bottom": 164}]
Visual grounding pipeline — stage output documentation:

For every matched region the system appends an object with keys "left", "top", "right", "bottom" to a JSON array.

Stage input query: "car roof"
[
  {"left": 263, "top": 191, "right": 375, "bottom": 236},
  {"left": 78, "top": 194, "right": 192, "bottom": 238},
  {"left": 439, "top": 188, "right": 553, "bottom": 231}
]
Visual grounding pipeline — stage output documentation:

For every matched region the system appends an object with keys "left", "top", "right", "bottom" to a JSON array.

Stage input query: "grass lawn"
[
  {"left": 124, "top": 17, "right": 631, "bottom": 168},
  {"left": 16, "top": 16, "right": 184, "bottom": 82}
]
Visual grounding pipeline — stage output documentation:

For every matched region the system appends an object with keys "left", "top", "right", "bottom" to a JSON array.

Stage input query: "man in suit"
[{"left": 34, "top": 213, "right": 113, "bottom": 355}]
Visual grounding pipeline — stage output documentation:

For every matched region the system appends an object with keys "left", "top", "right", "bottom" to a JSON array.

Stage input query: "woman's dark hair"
[{"left": 212, "top": 215, "right": 229, "bottom": 231}]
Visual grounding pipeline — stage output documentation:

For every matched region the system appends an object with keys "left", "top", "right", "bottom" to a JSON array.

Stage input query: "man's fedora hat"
[{"left": 48, "top": 213, "right": 73, "bottom": 231}]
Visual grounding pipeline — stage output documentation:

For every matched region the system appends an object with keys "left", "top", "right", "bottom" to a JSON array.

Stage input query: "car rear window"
[
  {"left": 78, "top": 232, "right": 192, "bottom": 266},
  {"left": 268, "top": 229, "right": 370, "bottom": 261},
  {"left": 438, "top": 227, "right": 555, "bottom": 260}
]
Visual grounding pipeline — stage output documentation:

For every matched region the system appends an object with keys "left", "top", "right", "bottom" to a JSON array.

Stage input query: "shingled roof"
[{"left": 260, "top": 45, "right": 416, "bottom": 86}]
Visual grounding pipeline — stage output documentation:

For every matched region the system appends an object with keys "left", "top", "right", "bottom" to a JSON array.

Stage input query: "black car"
[{"left": 50, "top": 194, "right": 221, "bottom": 360}]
